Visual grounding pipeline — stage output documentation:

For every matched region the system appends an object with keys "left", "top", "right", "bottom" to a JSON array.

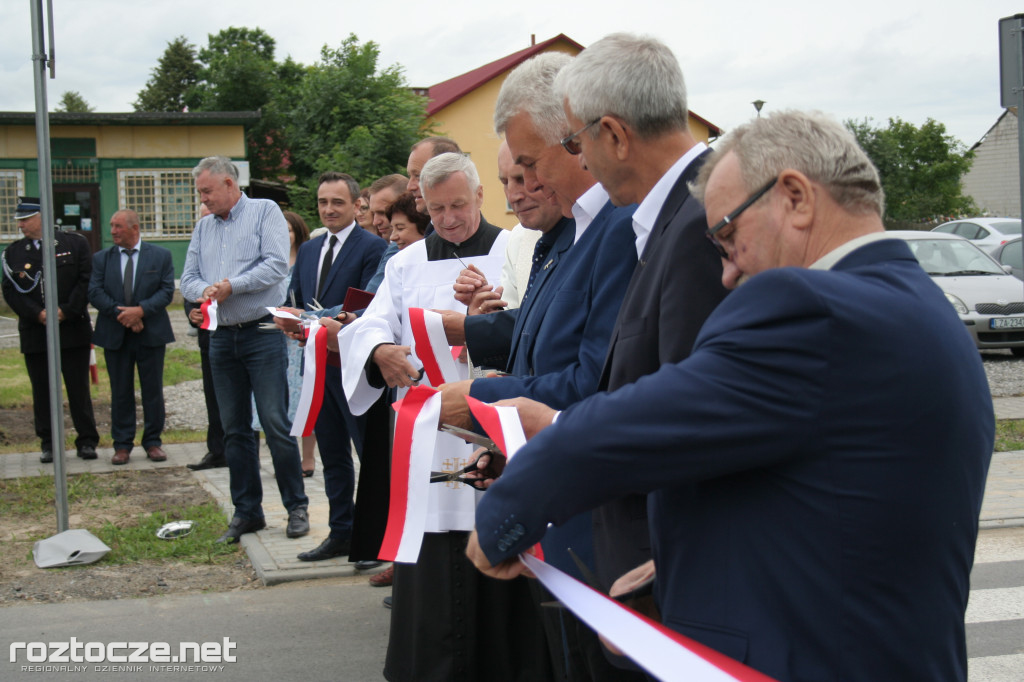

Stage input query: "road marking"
[
  {"left": 966, "top": 586, "right": 1024, "bottom": 624},
  {"left": 968, "top": 653, "right": 1024, "bottom": 682}
]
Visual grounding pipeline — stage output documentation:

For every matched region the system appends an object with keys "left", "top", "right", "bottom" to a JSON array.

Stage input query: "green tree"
[
  {"left": 288, "top": 35, "right": 430, "bottom": 192},
  {"left": 846, "top": 117, "right": 976, "bottom": 223},
  {"left": 133, "top": 36, "right": 201, "bottom": 112},
  {"left": 54, "top": 90, "right": 93, "bottom": 113}
]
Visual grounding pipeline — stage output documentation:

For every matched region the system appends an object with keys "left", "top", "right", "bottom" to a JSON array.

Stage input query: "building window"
[
  {"left": 0, "top": 171, "right": 26, "bottom": 240},
  {"left": 118, "top": 169, "right": 198, "bottom": 239}
]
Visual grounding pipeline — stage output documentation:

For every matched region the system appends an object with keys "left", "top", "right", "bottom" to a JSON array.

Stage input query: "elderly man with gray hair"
[
  {"left": 180, "top": 155, "right": 309, "bottom": 545},
  {"left": 339, "top": 153, "right": 554, "bottom": 682},
  {"left": 468, "top": 110, "right": 993, "bottom": 681}
]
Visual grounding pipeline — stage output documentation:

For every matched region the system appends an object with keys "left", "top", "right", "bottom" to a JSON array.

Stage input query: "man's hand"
[
  {"left": 372, "top": 344, "right": 420, "bottom": 388},
  {"left": 129, "top": 320, "right": 145, "bottom": 333},
  {"left": 469, "top": 286, "right": 507, "bottom": 316},
  {"left": 188, "top": 307, "right": 204, "bottom": 326},
  {"left": 37, "top": 310, "right": 46, "bottom": 324},
  {"left": 494, "top": 397, "right": 557, "bottom": 439},
  {"left": 273, "top": 307, "right": 304, "bottom": 334},
  {"left": 432, "top": 309, "right": 467, "bottom": 345},
  {"left": 438, "top": 379, "right": 474, "bottom": 430},
  {"left": 602, "top": 560, "right": 658, "bottom": 655},
  {"left": 453, "top": 265, "right": 488, "bottom": 306},
  {"left": 116, "top": 305, "right": 144, "bottom": 328},
  {"left": 203, "top": 278, "right": 233, "bottom": 303},
  {"left": 461, "top": 446, "right": 506, "bottom": 489},
  {"left": 466, "top": 530, "right": 529, "bottom": 580}
]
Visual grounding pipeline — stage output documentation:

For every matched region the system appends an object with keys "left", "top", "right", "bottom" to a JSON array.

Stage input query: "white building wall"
[{"left": 963, "top": 111, "right": 1021, "bottom": 218}]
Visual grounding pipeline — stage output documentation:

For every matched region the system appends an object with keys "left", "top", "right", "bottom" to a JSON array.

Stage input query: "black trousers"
[
  {"left": 104, "top": 333, "right": 166, "bottom": 451},
  {"left": 24, "top": 345, "right": 99, "bottom": 450},
  {"left": 198, "top": 329, "right": 224, "bottom": 456}
]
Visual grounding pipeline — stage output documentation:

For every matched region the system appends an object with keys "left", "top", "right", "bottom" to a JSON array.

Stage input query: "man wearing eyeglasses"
[
  {"left": 467, "top": 109, "right": 993, "bottom": 682},
  {"left": 547, "top": 33, "right": 730, "bottom": 597}
]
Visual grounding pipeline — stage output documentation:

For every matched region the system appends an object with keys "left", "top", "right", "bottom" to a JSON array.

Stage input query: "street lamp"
[{"left": 752, "top": 100, "right": 766, "bottom": 118}]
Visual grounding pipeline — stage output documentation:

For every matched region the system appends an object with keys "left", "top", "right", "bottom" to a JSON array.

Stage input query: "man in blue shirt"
[{"left": 180, "top": 156, "right": 309, "bottom": 544}]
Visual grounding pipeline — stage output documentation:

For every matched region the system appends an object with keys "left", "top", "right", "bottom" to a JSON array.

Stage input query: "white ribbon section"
[
  {"left": 521, "top": 554, "right": 758, "bottom": 682},
  {"left": 290, "top": 319, "right": 323, "bottom": 437}
]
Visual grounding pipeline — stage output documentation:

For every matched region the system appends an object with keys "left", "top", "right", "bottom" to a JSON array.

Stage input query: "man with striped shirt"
[{"left": 180, "top": 156, "right": 309, "bottom": 544}]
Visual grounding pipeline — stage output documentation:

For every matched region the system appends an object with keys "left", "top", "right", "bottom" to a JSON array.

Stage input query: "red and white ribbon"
[
  {"left": 379, "top": 385, "right": 442, "bottom": 563},
  {"left": 89, "top": 345, "right": 98, "bottom": 385},
  {"left": 290, "top": 321, "right": 329, "bottom": 437},
  {"left": 465, "top": 396, "right": 527, "bottom": 461},
  {"left": 521, "top": 554, "right": 777, "bottom": 682},
  {"left": 467, "top": 396, "right": 543, "bottom": 558},
  {"left": 200, "top": 298, "right": 218, "bottom": 331},
  {"left": 408, "top": 307, "right": 460, "bottom": 387}
]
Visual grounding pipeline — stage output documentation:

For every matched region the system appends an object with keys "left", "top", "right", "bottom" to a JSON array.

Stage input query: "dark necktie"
[
  {"left": 524, "top": 235, "right": 555, "bottom": 300},
  {"left": 318, "top": 235, "right": 338, "bottom": 300},
  {"left": 122, "top": 248, "right": 137, "bottom": 305}
]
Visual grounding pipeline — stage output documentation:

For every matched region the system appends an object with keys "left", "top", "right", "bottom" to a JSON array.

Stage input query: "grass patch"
[
  {"left": 995, "top": 419, "right": 1024, "bottom": 452},
  {"left": 0, "top": 346, "right": 202, "bottom": 410},
  {"left": 94, "top": 502, "right": 238, "bottom": 564},
  {"left": 2, "top": 470, "right": 239, "bottom": 566},
  {"left": 0, "top": 471, "right": 111, "bottom": 516}
]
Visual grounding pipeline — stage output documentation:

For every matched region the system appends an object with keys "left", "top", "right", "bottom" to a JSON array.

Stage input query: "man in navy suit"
[
  {"left": 283, "top": 171, "right": 387, "bottom": 561},
  {"left": 438, "top": 53, "right": 642, "bottom": 680},
  {"left": 467, "top": 110, "right": 994, "bottom": 681},
  {"left": 88, "top": 209, "right": 175, "bottom": 465}
]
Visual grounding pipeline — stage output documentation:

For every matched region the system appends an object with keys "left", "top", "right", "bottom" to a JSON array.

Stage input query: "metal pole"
[{"left": 30, "top": 0, "right": 69, "bottom": 532}]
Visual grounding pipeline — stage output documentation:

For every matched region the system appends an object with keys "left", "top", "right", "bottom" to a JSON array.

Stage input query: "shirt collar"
[
  {"left": 572, "top": 183, "right": 609, "bottom": 243},
  {"left": 631, "top": 142, "right": 708, "bottom": 257},
  {"left": 217, "top": 193, "right": 248, "bottom": 223},
  {"left": 809, "top": 232, "right": 896, "bottom": 270}
]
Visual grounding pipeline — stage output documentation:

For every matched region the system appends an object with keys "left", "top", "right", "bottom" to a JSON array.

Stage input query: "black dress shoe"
[
  {"left": 382, "top": 595, "right": 393, "bottom": 609},
  {"left": 215, "top": 517, "right": 266, "bottom": 544},
  {"left": 76, "top": 445, "right": 97, "bottom": 460},
  {"left": 354, "top": 560, "right": 382, "bottom": 570},
  {"left": 286, "top": 506, "right": 310, "bottom": 538},
  {"left": 297, "top": 536, "right": 351, "bottom": 562},
  {"left": 187, "top": 452, "right": 227, "bottom": 471},
  {"left": 40, "top": 449, "right": 53, "bottom": 463}
]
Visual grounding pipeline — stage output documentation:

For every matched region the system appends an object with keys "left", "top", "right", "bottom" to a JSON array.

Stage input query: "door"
[{"left": 52, "top": 184, "right": 101, "bottom": 253}]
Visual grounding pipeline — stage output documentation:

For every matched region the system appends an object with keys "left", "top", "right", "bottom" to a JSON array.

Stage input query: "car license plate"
[{"left": 990, "top": 317, "right": 1024, "bottom": 329}]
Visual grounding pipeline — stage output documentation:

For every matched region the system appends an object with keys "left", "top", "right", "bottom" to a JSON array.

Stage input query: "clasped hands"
[{"left": 453, "top": 265, "right": 508, "bottom": 315}]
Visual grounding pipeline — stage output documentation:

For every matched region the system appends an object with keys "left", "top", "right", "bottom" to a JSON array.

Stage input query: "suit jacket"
[
  {"left": 469, "top": 205, "right": 636, "bottom": 409},
  {"left": 89, "top": 241, "right": 175, "bottom": 350},
  {"left": 591, "top": 150, "right": 730, "bottom": 587},
  {"left": 2, "top": 230, "right": 93, "bottom": 353},
  {"left": 291, "top": 226, "right": 388, "bottom": 311},
  {"left": 476, "top": 239, "right": 993, "bottom": 681}
]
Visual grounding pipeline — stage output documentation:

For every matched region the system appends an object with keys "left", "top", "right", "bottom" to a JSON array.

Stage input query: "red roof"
[
  {"left": 425, "top": 34, "right": 583, "bottom": 116},
  {"left": 423, "top": 33, "right": 722, "bottom": 139}
]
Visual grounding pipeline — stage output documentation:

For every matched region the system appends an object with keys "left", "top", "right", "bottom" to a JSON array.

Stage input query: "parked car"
[
  {"left": 991, "top": 237, "right": 1024, "bottom": 280},
  {"left": 931, "top": 217, "right": 1022, "bottom": 254},
  {"left": 892, "top": 230, "right": 1024, "bottom": 355}
]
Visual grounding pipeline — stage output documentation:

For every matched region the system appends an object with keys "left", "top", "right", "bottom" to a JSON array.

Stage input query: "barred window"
[
  {"left": 0, "top": 171, "right": 26, "bottom": 241},
  {"left": 118, "top": 169, "right": 199, "bottom": 239}
]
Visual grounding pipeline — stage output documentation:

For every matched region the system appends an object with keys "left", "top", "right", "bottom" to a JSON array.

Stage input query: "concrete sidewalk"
[{"left": 4, "top": 394, "right": 1024, "bottom": 583}]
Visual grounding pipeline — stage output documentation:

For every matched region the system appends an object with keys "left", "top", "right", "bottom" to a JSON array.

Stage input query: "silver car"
[
  {"left": 930, "top": 217, "right": 1022, "bottom": 254},
  {"left": 892, "top": 230, "right": 1024, "bottom": 355}
]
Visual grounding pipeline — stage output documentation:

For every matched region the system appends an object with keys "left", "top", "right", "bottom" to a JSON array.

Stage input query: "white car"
[
  {"left": 931, "top": 217, "right": 1022, "bottom": 254},
  {"left": 892, "top": 230, "right": 1024, "bottom": 355}
]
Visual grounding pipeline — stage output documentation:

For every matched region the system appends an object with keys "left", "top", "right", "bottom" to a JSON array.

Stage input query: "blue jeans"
[{"left": 210, "top": 323, "right": 307, "bottom": 521}]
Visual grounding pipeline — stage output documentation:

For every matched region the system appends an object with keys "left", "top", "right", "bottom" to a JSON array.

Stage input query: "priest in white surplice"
[{"left": 339, "top": 153, "right": 552, "bottom": 682}]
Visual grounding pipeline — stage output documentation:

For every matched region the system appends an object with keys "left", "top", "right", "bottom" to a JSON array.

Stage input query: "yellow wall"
[
  {"left": 427, "top": 40, "right": 718, "bottom": 228},
  {"left": 0, "top": 124, "right": 246, "bottom": 159},
  {"left": 427, "top": 42, "right": 582, "bottom": 229}
]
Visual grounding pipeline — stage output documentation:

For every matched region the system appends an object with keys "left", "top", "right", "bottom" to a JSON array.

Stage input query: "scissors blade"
[
  {"left": 309, "top": 298, "right": 325, "bottom": 311},
  {"left": 567, "top": 547, "right": 606, "bottom": 593},
  {"left": 440, "top": 424, "right": 502, "bottom": 454}
]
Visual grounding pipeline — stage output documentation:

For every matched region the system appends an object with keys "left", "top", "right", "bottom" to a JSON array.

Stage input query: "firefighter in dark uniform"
[{"left": 1, "top": 197, "right": 99, "bottom": 462}]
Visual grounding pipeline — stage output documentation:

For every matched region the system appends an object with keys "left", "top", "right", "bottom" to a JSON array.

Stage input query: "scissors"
[{"left": 429, "top": 424, "right": 506, "bottom": 489}]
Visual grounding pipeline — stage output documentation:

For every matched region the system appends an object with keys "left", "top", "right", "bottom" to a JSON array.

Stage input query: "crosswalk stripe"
[
  {"left": 974, "top": 531, "right": 1024, "bottom": 564},
  {"left": 966, "top": 586, "right": 1024, "bottom": 624},
  {"left": 968, "top": 653, "right": 1024, "bottom": 681}
]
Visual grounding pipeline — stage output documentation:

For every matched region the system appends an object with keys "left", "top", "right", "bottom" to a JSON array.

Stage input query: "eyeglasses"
[
  {"left": 705, "top": 176, "right": 778, "bottom": 259},
  {"left": 560, "top": 118, "right": 601, "bottom": 155}
]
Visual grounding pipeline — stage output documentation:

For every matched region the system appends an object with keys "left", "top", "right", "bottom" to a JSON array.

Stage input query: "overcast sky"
[{"left": 1, "top": 1, "right": 1021, "bottom": 148}]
